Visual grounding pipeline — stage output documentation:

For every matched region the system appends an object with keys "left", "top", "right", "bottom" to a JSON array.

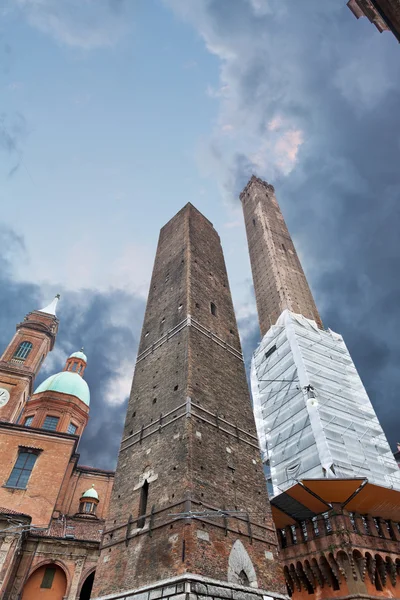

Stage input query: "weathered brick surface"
[
  {"left": 240, "top": 176, "right": 322, "bottom": 336},
  {"left": 93, "top": 204, "right": 285, "bottom": 598}
]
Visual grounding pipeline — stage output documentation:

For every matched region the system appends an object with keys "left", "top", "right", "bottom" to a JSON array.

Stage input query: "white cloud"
[{"left": 8, "top": 0, "right": 135, "bottom": 49}]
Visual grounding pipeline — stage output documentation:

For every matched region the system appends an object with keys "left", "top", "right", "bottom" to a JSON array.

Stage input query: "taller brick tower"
[
  {"left": 92, "top": 204, "right": 285, "bottom": 600},
  {"left": 240, "top": 176, "right": 322, "bottom": 336}
]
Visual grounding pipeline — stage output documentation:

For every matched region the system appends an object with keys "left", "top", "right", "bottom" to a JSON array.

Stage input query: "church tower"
[
  {"left": 240, "top": 176, "right": 322, "bottom": 336},
  {"left": 0, "top": 295, "right": 59, "bottom": 424},
  {"left": 92, "top": 204, "right": 284, "bottom": 599}
]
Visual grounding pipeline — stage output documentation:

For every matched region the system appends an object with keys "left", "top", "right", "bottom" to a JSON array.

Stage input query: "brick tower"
[
  {"left": 0, "top": 295, "right": 59, "bottom": 424},
  {"left": 240, "top": 176, "right": 322, "bottom": 336},
  {"left": 92, "top": 204, "right": 285, "bottom": 600},
  {"left": 241, "top": 177, "right": 400, "bottom": 599}
]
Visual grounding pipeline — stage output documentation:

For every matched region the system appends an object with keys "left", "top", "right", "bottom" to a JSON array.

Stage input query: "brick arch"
[
  {"left": 365, "top": 552, "right": 375, "bottom": 587},
  {"left": 77, "top": 568, "right": 96, "bottom": 600},
  {"left": 319, "top": 555, "right": 340, "bottom": 590},
  {"left": 77, "top": 566, "right": 96, "bottom": 597},
  {"left": 352, "top": 549, "right": 366, "bottom": 582},
  {"left": 385, "top": 556, "right": 397, "bottom": 588},
  {"left": 295, "top": 560, "right": 314, "bottom": 594},
  {"left": 283, "top": 565, "right": 294, "bottom": 595},
  {"left": 303, "top": 559, "right": 317, "bottom": 591},
  {"left": 310, "top": 557, "right": 324, "bottom": 588},
  {"left": 26, "top": 558, "right": 71, "bottom": 590},
  {"left": 22, "top": 561, "right": 70, "bottom": 600}
]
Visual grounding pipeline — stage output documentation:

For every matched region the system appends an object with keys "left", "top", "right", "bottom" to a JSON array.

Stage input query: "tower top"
[
  {"left": 240, "top": 174, "right": 275, "bottom": 200},
  {"left": 38, "top": 294, "right": 60, "bottom": 316}
]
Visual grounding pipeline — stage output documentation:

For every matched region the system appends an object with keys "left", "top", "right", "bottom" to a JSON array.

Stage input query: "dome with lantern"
[{"left": 34, "top": 349, "right": 90, "bottom": 406}]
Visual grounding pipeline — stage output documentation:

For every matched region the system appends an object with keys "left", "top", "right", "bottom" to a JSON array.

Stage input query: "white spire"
[{"left": 38, "top": 294, "right": 60, "bottom": 316}]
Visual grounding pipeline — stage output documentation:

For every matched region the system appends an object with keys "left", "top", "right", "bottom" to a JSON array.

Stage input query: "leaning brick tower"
[
  {"left": 241, "top": 176, "right": 322, "bottom": 336},
  {"left": 92, "top": 204, "right": 285, "bottom": 600}
]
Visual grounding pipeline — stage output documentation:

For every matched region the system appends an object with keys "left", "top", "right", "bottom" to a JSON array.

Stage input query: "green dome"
[
  {"left": 34, "top": 371, "right": 90, "bottom": 406},
  {"left": 81, "top": 485, "right": 99, "bottom": 500},
  {"left": 69, "top": 350, "right": 87, "bottom": 363}
]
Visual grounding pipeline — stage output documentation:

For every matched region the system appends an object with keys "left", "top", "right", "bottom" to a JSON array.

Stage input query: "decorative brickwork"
[
  {"left": 92, "top": 204, "right": 284, "bottom": 599},
  {"left": 240, "top": 177, "right": 322, "bottom": 336},
  {"left": 277, "top": 503, "right": 400, "bottom": 598}
]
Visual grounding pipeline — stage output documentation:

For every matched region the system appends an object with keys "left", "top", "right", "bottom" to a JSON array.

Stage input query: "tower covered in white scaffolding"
[{"left": 241, "top": 176, "right": 400, "bottom": 496}]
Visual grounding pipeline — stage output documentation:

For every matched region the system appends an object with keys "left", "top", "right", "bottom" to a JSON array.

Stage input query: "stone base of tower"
[{"left": 92, "top": 574, "right": 287, "bottom": 600}]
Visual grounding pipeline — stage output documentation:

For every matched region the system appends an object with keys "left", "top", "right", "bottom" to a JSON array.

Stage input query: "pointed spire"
[{"left": 38, "top": 294, "right": 60, "bottom": 316}]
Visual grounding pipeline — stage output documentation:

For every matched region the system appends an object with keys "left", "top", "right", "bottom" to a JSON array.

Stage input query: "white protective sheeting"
[{"left": 251, "top": 310, "right": 400, "bottom": 497}]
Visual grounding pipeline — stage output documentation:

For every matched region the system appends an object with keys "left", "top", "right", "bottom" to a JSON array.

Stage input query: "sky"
[{"left": 1, "top": 0, "right": 400, "bottom": 470}]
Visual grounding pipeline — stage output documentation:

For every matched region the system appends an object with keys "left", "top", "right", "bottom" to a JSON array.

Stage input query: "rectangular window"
[
  {"left": 6, "top": 450, "right": 38, "bottom": 489},
  {"left": 210, "top": 302, "right": 217, "bottom": 316},
  {"left": 24, "top": 416, "right": 33, "bottom": 427},
  {"left": 265, "top": 344, "right": 277, "bottom": 359},
  {"left": 41, "top": 567, "right": 56, "bottom": 589},
  {"left": 67, "top": 423, "right": 77, "bottom": 435},
  {"left": 42, "top": 416, "right": 59, "bottom": 431},
  {"left": 137, "top": 480, "right": 149, "bottom": 528}
]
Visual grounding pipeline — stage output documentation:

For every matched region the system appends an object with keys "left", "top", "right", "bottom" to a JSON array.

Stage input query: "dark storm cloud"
[
  {"left": 169, "top": 0, "right": 400, "bottom": 448},
  {"left": 0, "top": 225, "right": 145, "bottom": 470}
]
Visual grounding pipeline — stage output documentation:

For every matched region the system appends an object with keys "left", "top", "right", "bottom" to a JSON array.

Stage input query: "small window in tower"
[
  {"left": 42, "top": 416, "right": 59, "bottom": 431},
  {"left": 6, "top": 449, "right": 39, "bottom": 489},
  {"left": 265, "top": 344, "right": 277, "bottom": 359},
  {"left": 85, "top": 502, "right": 95, "bottom": 513},
  {"left": 13, "top": 341, "right": 33, "bottom": 361},
  {"left": 282, "top": 243, "right": 286, "bottom": 252},
  {"left": 67, "top": 423, "right": 77, "bottom": 435},
  {"left": 252, "top": 218, "right": 256, "bottom": 226},
  {"left": 24, "top": 416, "right": 33, "bottom": 427},
  {"left": 137, "top": 480, "right": 149, "bottom": 529},
  {"left": 210, "top": 302, "right": 217, "bottom": 316},
  {"left": 41, "top": 567, "right": 56, "bottom": 589}
]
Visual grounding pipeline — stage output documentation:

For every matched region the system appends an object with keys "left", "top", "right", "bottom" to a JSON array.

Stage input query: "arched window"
[
  {"left": 79, "top": 501, "right": 97, "bottom": 515},
  {"left": 13, "top": 341, "right": 33, "bottom": 361}
]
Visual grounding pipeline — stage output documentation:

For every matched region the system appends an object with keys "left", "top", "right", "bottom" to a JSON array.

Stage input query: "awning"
[{"left": 270, "top": 478, "right": 400, "bottom": 527}]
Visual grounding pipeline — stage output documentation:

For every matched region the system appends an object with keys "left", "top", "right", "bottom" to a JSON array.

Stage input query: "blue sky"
[{"left": 1, "top": 0, "right": 400, "bottom": 468}]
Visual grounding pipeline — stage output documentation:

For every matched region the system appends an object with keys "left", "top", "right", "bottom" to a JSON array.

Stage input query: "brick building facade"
[
  {"left": 0, "top": 297, "right": 114, "bottom": 600},
  {"left": 91, "top": 204, "right": 285, "bottom": 600}
]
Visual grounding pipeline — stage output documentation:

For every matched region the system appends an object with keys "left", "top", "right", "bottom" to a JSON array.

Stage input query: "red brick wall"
[{"left": 0, "top": 426, "right": 75, "bottom": 526}]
